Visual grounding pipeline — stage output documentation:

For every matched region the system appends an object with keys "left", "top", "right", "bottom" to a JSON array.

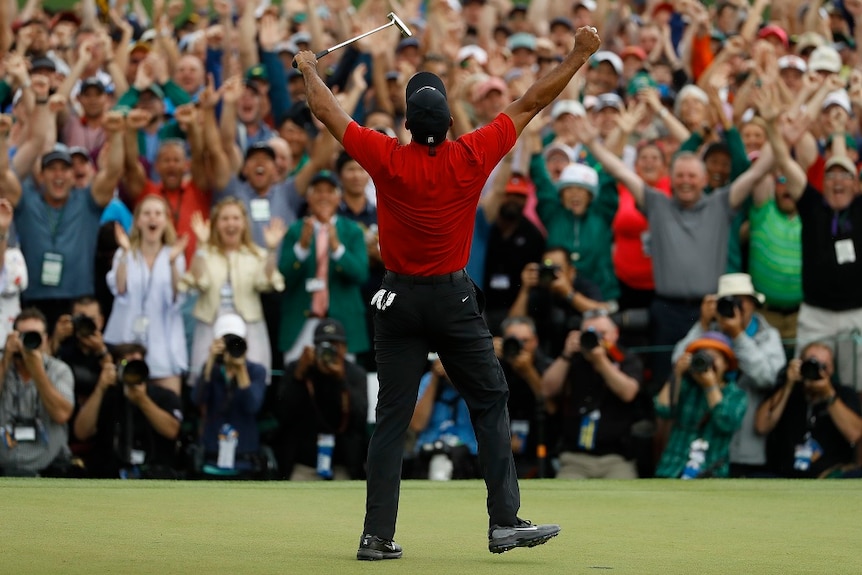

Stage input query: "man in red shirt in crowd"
[{"left": 294, "top": 26, "right": 602, "bottom": 560}]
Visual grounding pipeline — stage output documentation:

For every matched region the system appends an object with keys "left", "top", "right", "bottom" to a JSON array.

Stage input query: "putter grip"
[{"left": 292, "top": 49, "right": 331, "bottom": 68}]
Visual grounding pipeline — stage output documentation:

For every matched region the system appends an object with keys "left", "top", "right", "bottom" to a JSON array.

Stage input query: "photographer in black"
[
  {"left": 509, "top": 246, "right": 608, "bottom": 359},
  {"left": 192, "top": 314, "right": 267, "bottom": 476},
  {"left": 492, "top": 316, "right": 555, "bottom": 478},
  {"left": 755, "top": 342, "right": 862, "bottom": 478},
  {"left": 541, "top": 310, "right": 644, "bottom": 478},
  {"left": 72, "top": 343, "right": 182, "bottom": 478},
  {"left": 274, "top": 319, "right": 368, "bottom": 480}
]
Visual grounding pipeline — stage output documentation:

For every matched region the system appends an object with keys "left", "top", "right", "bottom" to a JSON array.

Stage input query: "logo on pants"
[{"left": 371, "top": 289, "right": 397, "bottom": 310}]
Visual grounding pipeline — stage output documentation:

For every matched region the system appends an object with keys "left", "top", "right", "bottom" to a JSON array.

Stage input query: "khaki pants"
[
  {"left": 795, "top": 303, "right": 862, "bottom": 391},
  {"left": 760, "top": 308, "right": 799, "bottom": 343},
  {"left": 556, "top": 452, "right": 638, "bottom": 479}
]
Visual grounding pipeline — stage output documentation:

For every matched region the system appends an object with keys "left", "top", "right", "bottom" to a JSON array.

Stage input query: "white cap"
[
  {"left": 557, "top": 163, "right": 599, "bottom": 195},
  {"left": 808, "top": 45, "right": 842, "bottom": 73},
  {"left": 591, "top": 51, "right": 623, "bottom": 75},
  {"left": 457, "top": 44, "right": 488, "bottom": 66},
  {"left": 543, "top": 141, "right": 575, "bottom": 162},
  {"left": 551, "top": 99, "right": 586, "bottom": 120},
  {"left": 213, "top": 313, "right": 248, "bottom": 339},
  {"left": 823, "top": 90, "right": 852, "bottom": 114},
  {"left": 574, "top": 0, "right": 597, "bottom": 10},
  {"left": 777, "top": 55, "right": 807, "bottom": 73}
]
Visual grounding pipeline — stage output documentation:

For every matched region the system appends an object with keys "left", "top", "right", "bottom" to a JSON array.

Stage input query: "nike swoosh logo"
[
  {"left": 513, "top": 526, "right": 539, "bottom": 531},
  {"left": 462, "top": 296, "right": 469, "bottom": 302}
]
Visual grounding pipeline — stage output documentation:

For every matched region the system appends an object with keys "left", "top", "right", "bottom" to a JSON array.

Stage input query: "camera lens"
[
  {"left": 716, "top": 296, "right": 740, "bottom": 319},
  {"left": 690, "top": 350, "right": 714, "bottom": 374},
  {"left": 502, "top": 336, "right": 522, "bottom": 360},
  {"left": 580, "top": 329, "right": 600, "bottom": 351},
  {"left": 538, "top": 263, "right": 559, "bottom": 287},
  {"left": 21, "top": 331, "right": 43, "bottom": 350},
  {"left": 316, "top": 341, "right": 338, "bottom": 365},
  {"left": 118, "top": 359, "right": 149, "bottom": 386},
  {"left": 223, "top": 334, "right": 248, "bottom": 358},
  {"left": 800, "top": 358, "right": 824, "bottom": 381},
  {"left": 72, "top": 314, "right": 97, "bottom": 338}
]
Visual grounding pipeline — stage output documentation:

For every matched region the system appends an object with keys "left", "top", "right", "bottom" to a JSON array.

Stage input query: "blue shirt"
[
  {"left": 466, "top": 207, "right": 491, "bottom": 289},
  {"left": 415, "top": 372, "right": 478, "bottom": 455},
  {"left": 100, "top": 197, "right": 133, "bottom": 232},
  {"left": 218, "top": 176, "right": 303, "bottom": 248},
  {"left": 14, "top": 183, "right": 104, "bottom": 300}
]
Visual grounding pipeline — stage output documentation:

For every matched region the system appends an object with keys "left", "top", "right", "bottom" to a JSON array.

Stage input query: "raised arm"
[
  {"left": 91, "top": 111, "right": 126, "bottom": 207},
  {"left": 0, "top": 117, "right": 21, "bottom": 207},
  {"left": 201, "top": 76, "right": 234, "bottom": 192},
  {"left": 728, "top": 142, "right": 775, "bottom": 210},
  {"left": 574, "top": 115, "right": 646, "bottom": 206},
  {"left": 294, "top": 52, "right": 355, "bottom": 144},
  {"left": 175, "top": 104, "right": 208, "bottom": 192},
  {"left": 757, "top": 85, "right": 807, "bottom": 202},
  {"left": 122, "top": 109, "right": 151, "bottom": 201},
  {"left": 216, "top": 75, "right": 243, "bottom": 179},
  {"left": 503, "top": 26, "right": 601, "bottom": 137}
]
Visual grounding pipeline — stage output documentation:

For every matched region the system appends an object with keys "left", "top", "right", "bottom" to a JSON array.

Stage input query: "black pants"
[
  {"left": 363, "top": 270, "right": 520, "bottom": 540},
  {"left": 648, "top": 296, "right": 701, "bottom": 394}
]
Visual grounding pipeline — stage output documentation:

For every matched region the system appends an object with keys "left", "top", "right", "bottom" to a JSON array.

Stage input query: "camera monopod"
[{"left": 292, "top": 12, "right": 412, "bottom": 68}]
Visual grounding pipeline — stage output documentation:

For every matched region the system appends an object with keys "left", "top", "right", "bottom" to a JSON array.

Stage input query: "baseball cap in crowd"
[
  {"left": 80, "top": 77, "right": 107, "bottom": 93},
  {"left": 703, "top": 141, "right": 730, "bottom": 162},
  {"left": 244, "top": 142, "right": 277, "bottom": 162},
  {"left": 594, "top": 92, "right": 624, "bottom": 112},
  {"left": 549, "top": 17, "right": 574, "bottom": 31},
  {"left": 276, "top": 41, "right": 299, "bottom": 55},
  {"left": 396, "top": 37, "right": 420, "bottom": 53},
  {"left": 808, "top": 45, "right": 842, "bottom": 73},
  {"left": 627, "top": 71, "right": 657, "bottom": 95},
  {"left": 777, "top": 55, "right": 807, "bottom": 73},
  {"left": 716, "top": 273, "right": 765, "bottom": 304},
  {"left": 591, "top": 51, "right": 623, "bottom": 75},
  {"left": 685, "top": 331, "right": 738, "bottom": 371},
  {"left": 544, "top": 142, "right": 575, "bottom": 163},
  {"left": 310, "top": 169, "right": 340, "bottom": 188},
  {"left": 823, "top": 90, "right": 852, "bottom": 114},
  {"left": 245, "top": 64, "right": 269, "bottom": 84},
  {"left": 291, "top": 31, "right": 312, "bottom": 47},
  {"left": 508, "top": 2, "right": 528, "bottom": 17},
  {"left": 557, "top": 163, "right": 599, "bottom": 196},
  {"left": 505, "top": 174, "right": 531, "bottom": 195},
  {"left": 473, "top": 76, "right": 508, "bottom": 100},
  {"left": 794, "top": 31, "right": 826, "bottom": 55},
  {"left": 507, "top": 32, "right": 537, "bottom": 52},
  {"left": 620, "top": 45, "right": 648, "bottom": 62},
  {"left": 573, "top": 0, "right": 597, "bottom": 11},
  {"left": 41, "top": 147, "right": 73, "bottom": 170},
  {"left": 68, "top": 146, "right": 91, "bottom": 162},
  {"left": 50, "top": 10, "right": 82, "bottom": 29},
  {"left": 457, "top": 44, "right": 488, "bottom": 66},
  {"left": 551, "top": 99, "right": 586, "bottom": 120},
  {"left": 30, "top": 57, "right": 56, "bottom": 73},
  {"left": 651, "top": 2, "right": 675, "bottom": 17},
  {"left": 582, "top": 94, "right": 599, "bottom": 112},
  {"left": 758, "top": 24, "right": 789, "bottom": 49},
  {"left": 214, "top": 313, "right": 248, "bottom": 339},
  {"left": 314, "top": 318, "right": 347, "bottom": 343},
  {"left": 824, "top": 155, "right": 858, "bottom": 177},
  {"left": 405, "top": 71, "right": 450, "bottom": 146}
]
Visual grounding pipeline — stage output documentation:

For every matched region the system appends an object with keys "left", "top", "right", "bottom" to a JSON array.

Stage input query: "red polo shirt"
[
  {"left": 139, "top": 179, "right": 212, "bottom": 268},
  {"left": 342, "top": 114, "right": 516, "bottom": 276}
]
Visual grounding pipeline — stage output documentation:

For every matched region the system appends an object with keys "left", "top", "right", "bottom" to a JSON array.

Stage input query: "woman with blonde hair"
[
  {"left": 104, "top": 195, "right": 189, "bottom": 396},
  {"left": 182, "top": 198, "right": 286, "bottom": 386}
]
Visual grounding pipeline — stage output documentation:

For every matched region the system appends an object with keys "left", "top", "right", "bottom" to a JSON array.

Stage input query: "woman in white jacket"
[
  {"left": 0, "top": 198, "right": 26, "bottom": 342},
  {"left": 104, "top": 195, "right": 188, "bottom": 396},
  {"left": 182, "top": 198, "right": 286, "bottom": 386}
]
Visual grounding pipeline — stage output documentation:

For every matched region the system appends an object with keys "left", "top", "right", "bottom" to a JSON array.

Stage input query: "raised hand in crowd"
[
  {"left": 114, "top": 221, "right": 132, "bottom": 253},
  {"left": 263, "top": 217, "right": 288, "bottom": 252},
  {"left": 191, "top": 211, "right": 211, "bottom": 247}
]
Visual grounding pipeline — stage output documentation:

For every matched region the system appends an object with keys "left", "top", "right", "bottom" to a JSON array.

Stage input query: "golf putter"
[{"left": 292, "top": 12, "right": 412, "bottom": 68}]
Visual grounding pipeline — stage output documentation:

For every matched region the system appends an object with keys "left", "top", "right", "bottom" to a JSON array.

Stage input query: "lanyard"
[
  {"left": 138, "top": 251, "right": 158, "bottom": 315},
  {"left": 165, "top": 187, "right": 183, "bottom": 229},
  {"left": 43, "top": 198, "right": 66, "bottom": 247}
]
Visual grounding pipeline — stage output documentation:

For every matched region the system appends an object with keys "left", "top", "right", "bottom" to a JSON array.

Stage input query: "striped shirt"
[{"left": 749, "top": 200, "right": 802, "bottom": 308}]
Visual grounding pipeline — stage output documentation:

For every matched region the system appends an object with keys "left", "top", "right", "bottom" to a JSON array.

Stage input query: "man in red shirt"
[{"left": 294, "top": 26, "right": 601, "bottom": 560}]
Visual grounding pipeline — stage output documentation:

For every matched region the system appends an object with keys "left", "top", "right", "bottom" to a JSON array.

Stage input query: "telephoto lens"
[
  {"left": 223, "top": 334, "right": 248, "bottom": 358},
  {"left": 689, "top": 350, "right": 714, "bottom": 374},
  {"left": 800, "top": 358, "right": 824, "bottom": 381},
  {"left": 21, "top": 331, "right": 43, "bottom": 350},
  {"left": 502, "top": 336, "right": 522, "bottom": 360},
  {"left": 580, "top": 328, "right": 600, "bottom": 351},
  {"left": 72, "top": 314, "right": 97, "bottom": 338},
  {"left": 118, "top": 359, "right": 149, "bottom": 386}
]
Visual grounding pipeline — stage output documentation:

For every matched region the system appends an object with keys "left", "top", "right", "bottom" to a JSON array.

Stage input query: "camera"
[
  {"left": 502, "top": 336, "right": 522, "bottom": 360},
  {"left": 117, "top": 359, "right": 149, "bottom": 386},
  {"left": 21, "top": 331, "right": 43, "bottom": 351},
  {"left": 800, "top": 358, "right": 825, "bottom": 381},
  {"left": 315, "top": 341, "right": 338, "bottom": 366},
  {"left": 538, "top": 262, "right": 560, "bottom": 287},
  {"left": 690, "top": 350, "right": 714, "bottom": 374},
  {"left": 716, "top": 296, "right": 742, "bottom": 319},
  {"left": 72, "top": 314, "right": 97, "bottom": 338},
  {"left": 222, "top": 334, "right": 248, "bottom": 359},
  {"left": 580, "top": 328, "right": 601, "bottom": 351}
]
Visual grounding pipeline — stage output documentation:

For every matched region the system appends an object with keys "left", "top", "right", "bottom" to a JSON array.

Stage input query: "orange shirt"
[{"left": 139, "top": 180, "right": 212, "bottom": 268}]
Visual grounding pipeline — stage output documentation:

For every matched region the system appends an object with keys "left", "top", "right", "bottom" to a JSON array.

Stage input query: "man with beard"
[
  {"left": 9, "top": 112, "right": 125, "bottom": 329},
  {"left": 483, "top": 174, "right": 545, "bottom": 334}
]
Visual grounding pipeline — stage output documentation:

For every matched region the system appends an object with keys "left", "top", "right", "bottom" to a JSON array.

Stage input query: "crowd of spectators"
[{"left": 1, "top": 0, "right": 862, "bottom": 480}]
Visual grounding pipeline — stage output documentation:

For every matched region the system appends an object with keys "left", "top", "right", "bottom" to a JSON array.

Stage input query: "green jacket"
[
  {"left": 532, "top": 153, "right": 620, "bottom": 301},
  {"left": 278, "top": 217, "right": 370, "bottom": 355}
]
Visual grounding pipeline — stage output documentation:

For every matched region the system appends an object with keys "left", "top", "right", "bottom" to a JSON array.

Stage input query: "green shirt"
[
  {"left": 654, "top": 376, "right": 747, "bottom": 478},
  {"left": 748, "top": 199, "right": 802, "bottom": 308}
]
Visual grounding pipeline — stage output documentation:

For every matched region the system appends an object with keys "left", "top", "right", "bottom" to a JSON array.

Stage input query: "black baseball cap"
[
  {"left": 68, "top": 146, "right": 91, "bottom": 161},
  {"left": 80, "top": 77, "right": 106, "bottom": 93},
  {"left": 405, "top": 72, "right": 450, "bottom": 146},
  {"left": 41, "top": 149, "right": 73, "bottom": 169},
  {"left": 244, "top": 142, "right": 276, "bottom": 162},
  {"left": 313, "top": 318, "right": 347, "bottom": 343},
  {"left": 703, "top": 141, "right": 730, "bottom": 161},
  {"left": 30, "top": 57, "right": 56, "bottom": 72}
]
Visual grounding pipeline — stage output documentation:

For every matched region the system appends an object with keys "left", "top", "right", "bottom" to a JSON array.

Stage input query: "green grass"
[{"left": 2, "top": 479, "right": 860, "bottom": 574}]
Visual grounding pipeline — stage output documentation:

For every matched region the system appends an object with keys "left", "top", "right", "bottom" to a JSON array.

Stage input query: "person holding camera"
[
  {"left": 671, "top": 273, "right": 785, "bottom": 477},
  {"left": 493, "top": 316, "right": 555, "bottom": 478},
  {"left": 193, "top": 314, "right": 267, "bottom": 475},
  {"left": 655, "top": 332, "right": 747, "bottom": 479},
  {"left": 541, "top": 310, "right": 644, "bottom": 479},
  {"left": 509, "top": 246, "right": 607, "bottom": 359},
  {"left": 72, "top": 343, "right": 182, "bottom": 479},
  {"left": 273, "top": 318, "right": 368, "bottom": 481},
  {"left": 104, "top": 195, "right": 189, "bottom": 397},
  {"left": 755, "top": 342, "right": 862, "bottom": 478},
  {"left": 0, "top": 308, "right": 74, "bottom": 476}
]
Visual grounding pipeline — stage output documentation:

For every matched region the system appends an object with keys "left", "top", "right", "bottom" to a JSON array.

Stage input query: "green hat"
[
  {"left": 245, "top": 65, "right": 269, "bottom": 83},
  {"left": 142, "top": 83, "right": 165, "bottom": 100},
  {"left": 627, "top": 71, "right": 657, "bottom": 96}
]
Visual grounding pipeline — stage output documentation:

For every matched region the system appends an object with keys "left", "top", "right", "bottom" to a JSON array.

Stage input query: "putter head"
[{"left": 387, "top": 12, "right": 412, "bottom": 38}]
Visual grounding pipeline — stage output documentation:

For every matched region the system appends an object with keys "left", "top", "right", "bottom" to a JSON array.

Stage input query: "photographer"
[
  {"left": 193, "top": 314, "right": 267, "bottom": 475},
  {"left": 493, "top": 316, "right": 555, "bottom": 478},
  {"left": 655, "top": 332, "right": 747, "bottom": 479},
  {"left": 541, "top": 310, "right": 644, "bottom": 479},
  {"left": 274, "top": 319, "right": 368, "bottom": 480},
  {"left": 755, "top": 343, "right": 862, "bottom": 478},
  {"left": 72, "top": 343, "right": 182, "bottom": 479},
  {"left": 671, "top": 273, "right": 785, "bottom": 477},
  {"left": 0, "top": 309, "right": 74, "bottom": 476},
  {"left": 509, "top": 246, "right": 608, "bottom": 358}
]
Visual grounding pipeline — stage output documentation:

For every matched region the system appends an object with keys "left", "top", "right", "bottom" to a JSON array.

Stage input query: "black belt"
[
  {"left": 384, "top": 269, "right": 468, "bottom": 285},
  {"left": 762, "top": 303, "right": 800, "bottom": 314}
]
